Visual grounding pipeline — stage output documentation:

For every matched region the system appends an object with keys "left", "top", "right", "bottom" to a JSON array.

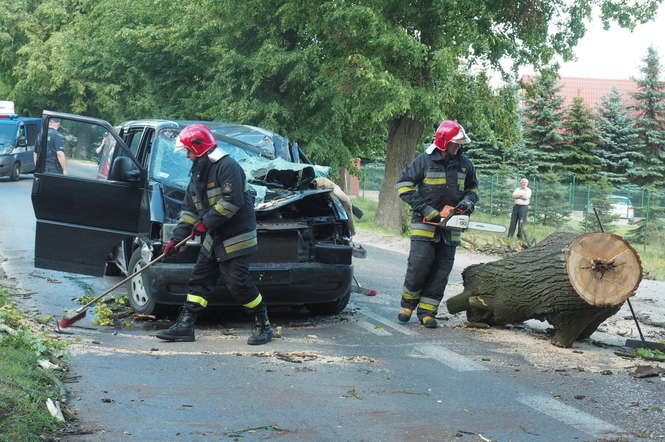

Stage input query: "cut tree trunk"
[
  {"left": 374, "top": 117, "right": 424, "bottom": 234},
  {"left": 447, "top": 231, "right": 642, "bottom": 347}
]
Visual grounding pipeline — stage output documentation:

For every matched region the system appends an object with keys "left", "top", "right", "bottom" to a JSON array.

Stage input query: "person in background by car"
[
  {"left": 42, "top": 118, "right": 67, "bottom": 175},
  {"left": 507, "top": 178, "right": 531, "bottom": 240},
  {"left": 155, "top": 124, "right": 273, "bottom": 345},
  {"left": 395, "top": 120, "right": 479, "bottom": 328}
]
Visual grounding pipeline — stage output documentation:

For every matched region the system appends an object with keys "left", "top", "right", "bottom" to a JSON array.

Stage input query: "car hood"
[{"left": 154, "top": 155, "right": 333, "bottom": 222}]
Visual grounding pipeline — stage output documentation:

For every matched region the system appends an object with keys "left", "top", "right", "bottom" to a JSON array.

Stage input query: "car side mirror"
[
  {"left": 17, "top": 136, "right": 27, "bottom": 147},
  {"left": 109, "top": 156, "right": 141, "bottom": 182}
]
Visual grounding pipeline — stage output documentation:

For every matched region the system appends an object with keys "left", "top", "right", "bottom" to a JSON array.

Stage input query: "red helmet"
[
  {"left": 433, "top": 120, "right": 470, "bottom": 152},
  {"left": 176, "top": 124, "right": 217, "bottom": 157}
]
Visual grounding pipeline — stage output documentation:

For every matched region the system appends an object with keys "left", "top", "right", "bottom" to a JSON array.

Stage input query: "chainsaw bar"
[{"left": 468, "top": 221, "right": 506, "bottom": 233}]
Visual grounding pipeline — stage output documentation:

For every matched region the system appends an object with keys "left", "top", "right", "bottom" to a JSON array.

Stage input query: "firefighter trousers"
[
  {"left": 401, "top": 239, "right": 456, "bottom": 320},
  {"left": 183, "top": 253, "right": 263, "bottom": 312}
]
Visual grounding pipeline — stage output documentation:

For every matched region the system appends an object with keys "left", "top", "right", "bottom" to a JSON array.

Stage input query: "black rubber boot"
[
  {"left": 420, "top": 315, "right": 438, "bottom": 329},
  {"left": 155, "top": 307, "right": 197, "bottom": 342},
  {"left": 247, "top": 304, "right": 273, "bottom": 345},
  {"left": 397, "top": 308, "right": 413, "bottom": 323}
]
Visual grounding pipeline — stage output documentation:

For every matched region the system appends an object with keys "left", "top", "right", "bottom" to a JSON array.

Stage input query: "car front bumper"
[
  {"left": 147, "top": 261, "right": 353, "bottom": 306},
  {"left": 0, "top": 155, "right": 15, "bottom": 174}
]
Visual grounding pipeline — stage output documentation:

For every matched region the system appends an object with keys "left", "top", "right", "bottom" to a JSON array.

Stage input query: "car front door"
[{"left": 31, "top": 111, "right": 150, "bottom": 276}]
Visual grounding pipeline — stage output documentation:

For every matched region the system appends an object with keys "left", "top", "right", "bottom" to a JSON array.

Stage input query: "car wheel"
[
  {"left": 127, "top": 248, "right": 157, "bottom": 315},
  {"left": 9, "top": 162, "right": 20, "bottom": 181},
  {"left": 307, "top": 289, "right": 351, "bottom": 315}
]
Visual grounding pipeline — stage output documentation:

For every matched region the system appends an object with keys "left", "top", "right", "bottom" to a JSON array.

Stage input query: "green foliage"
[
  {"left": 0, "top": 289, "right": 69, "bottom": 439},
  {"left": 531, "top": 172, "right": 568, "bottom": 227},
  {"left": 522, "top": 66, "right": 565, "bottom": 175},
  {"left": 595, "top": 87, "right": 644, "bottom": 186},
  {"left": 580, "top": 177, "right": 618, "bottom": 232},
  {"left": 628, "top": 193, "right": 665, "bottom": 244},
  {"left": 630, "top": 46, "right": 665, "bottom": 187},
  {"left": 635, "top": 347, "right": 665, "bottom": 361},
  {"left": 561, "top": 97, "right": 599, "bottom": 182}
]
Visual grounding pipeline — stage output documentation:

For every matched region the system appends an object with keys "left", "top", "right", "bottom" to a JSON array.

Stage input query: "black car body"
[{"left": 31, "top": 112, "right": 355, "bottom": 315}]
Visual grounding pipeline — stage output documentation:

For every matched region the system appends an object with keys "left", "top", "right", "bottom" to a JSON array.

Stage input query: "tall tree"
[
  {"left": 630, "top": 46, "right": 665, "bottom": 187},
  {"left": 595, "top": 87, "right": 643, "bottom": 186},
  {"left": 521, "top": 66, "right": 566, "bottom": 176},
  {"left": 560, "top": 96, "right": 599, "bottom": 182}
]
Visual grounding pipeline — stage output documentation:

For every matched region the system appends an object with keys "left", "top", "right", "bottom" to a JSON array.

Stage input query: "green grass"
[
  {"left": 352, "top": 197, "right": 665, "bottom": 280},
  {"left": 0, "top": 288, "right": 69, "bottom": 441}
]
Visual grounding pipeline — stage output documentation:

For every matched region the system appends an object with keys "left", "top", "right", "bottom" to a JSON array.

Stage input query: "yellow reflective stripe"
[
  {"left": 398, "top": 186, "right": 416, "bottom": 195},
  {"left": 418, "top": 302, "right": 438, "bottom": 311},
  {"left": 208, "top": 196, "right": 221, "bottom": 205},
  {"left": 207, "top": 182, "right": 216, "bottom": 188},
  {"left": 467, "top": 187, "right": 478, "bottom": 194},
  {"left": 423, "top": 178, "right": 446, "bottom": 185},
  {"left": 457, "top": 179, "right": 465, "bottom": 186},
  {"left": 399, "top": 308, "right": 412, "bottom": 315},
  {"left": 180, "top": 214, "right": 197, "bottom": 224},
  {"left": 225, "top": 237, "right": 258, "bottom": 254},
  {"left": 243, "top": 293, "right": 263, "bottom": 309},
  {"left": 410, "top": 229, "right": 435, "bottom": 238},
  {"left": 402, "top": 291, "right": 420, "bottom": 300},
  {"left": 214, "top": 203, "right": 234, "bottom": 217},
  {"left": 202, "top": 234, "right": 213, "bottom": 251},
  {"left": 187, "top": 294, "right": 208, "bottom": 307}
]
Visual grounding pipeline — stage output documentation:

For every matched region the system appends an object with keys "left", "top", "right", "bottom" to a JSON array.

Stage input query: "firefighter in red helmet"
[
  {"left": 395, "top": 120, "right": 479, "bottom": 328},
  {"left": 155, "top": 124, "right": 272, "bottom": 345}
]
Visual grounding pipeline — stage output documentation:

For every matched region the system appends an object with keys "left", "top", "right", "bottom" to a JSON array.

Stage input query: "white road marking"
[
  {"left": 414, "top": 344, "right": 489, "bottom": 371},
  {"left": 356, "top": 320, "right": 392, "bottom": 336},
  {"left": 518, "top": 394, "right": 623, "bottom": 437},
  {"left": 361, "top": 311, "right": 418, "bottom": 336}
]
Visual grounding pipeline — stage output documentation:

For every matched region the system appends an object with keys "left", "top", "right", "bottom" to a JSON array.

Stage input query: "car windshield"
[
  {"left": 0, "top": 124, "right": 16, "bottom": 146},
  {"left": 149, "top": 128, "right": 258, "bottom": 189}
]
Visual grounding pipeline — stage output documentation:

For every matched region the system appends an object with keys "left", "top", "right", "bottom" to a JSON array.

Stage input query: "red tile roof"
[{"left": 521, "top": 75, "right": 639, "bottom": 110}]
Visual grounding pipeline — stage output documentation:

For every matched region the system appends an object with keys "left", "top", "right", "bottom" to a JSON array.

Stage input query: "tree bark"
[
  {"left": 446, "top": 231, "right": 642, "bottom": 348},
  {"left": 374, "top": 117, "right": 424, "bottom": 233}
]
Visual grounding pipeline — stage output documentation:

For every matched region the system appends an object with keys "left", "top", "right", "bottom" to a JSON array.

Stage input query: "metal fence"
[{"left": 359, "top": 162, "right": 665, "bottom": 245}]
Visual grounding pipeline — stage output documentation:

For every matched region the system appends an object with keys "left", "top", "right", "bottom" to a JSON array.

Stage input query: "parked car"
[
  {"left": 31, "top": 111, "right": 356, "bottom": 315},
  {"left": 607, "top": 195, "right": 635, "bottom": 220},
  {"left": 0, "top": 111, "right": 40, "bottom": 181}
]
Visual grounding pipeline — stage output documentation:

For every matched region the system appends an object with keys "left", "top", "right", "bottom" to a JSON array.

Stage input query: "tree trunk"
[
  {"left": 447, "top": 231, "right": 642, "bottom": 347},
  {"left": 374, "top": 117, "right": 424, "bottom": 233}
]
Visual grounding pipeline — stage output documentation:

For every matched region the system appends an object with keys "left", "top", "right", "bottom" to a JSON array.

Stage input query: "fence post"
[{"left": 489, "top": 175, "right": 494, "bottom": 217}]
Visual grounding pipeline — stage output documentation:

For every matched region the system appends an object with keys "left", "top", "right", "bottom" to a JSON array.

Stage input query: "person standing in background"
[{"left": 507, "top": 178, "right": 531, "bottom": 239}]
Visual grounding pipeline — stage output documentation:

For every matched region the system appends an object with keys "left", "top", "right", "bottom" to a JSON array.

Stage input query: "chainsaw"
[{"left": 423, "top": 205, "right": 506, "bottom": 233}]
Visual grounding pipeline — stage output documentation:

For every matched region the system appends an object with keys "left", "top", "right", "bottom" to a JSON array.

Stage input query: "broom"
[{"left": 59, "top": 234, "right": 193, "bottom": 329}]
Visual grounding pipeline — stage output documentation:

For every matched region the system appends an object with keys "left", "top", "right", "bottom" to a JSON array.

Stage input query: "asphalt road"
[{"left": 1, "top": 174, "right": 663, "bottom": 441}]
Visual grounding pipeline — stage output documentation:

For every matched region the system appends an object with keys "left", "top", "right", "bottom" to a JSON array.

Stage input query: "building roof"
[{"left": 522, "top": 75, "right": 640, "bottom": 111}]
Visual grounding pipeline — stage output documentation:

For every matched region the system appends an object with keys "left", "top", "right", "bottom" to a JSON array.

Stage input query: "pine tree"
[
  {"left": 522, "top": 66, "right": 565, "bottom": 176},
  {"left": 561, "top": 97, "right": 599, "bottom": 182},
  {"left": 530, "top": 172, "right": 568, "bottom": 228},
  {"left": 630, "top": 46, "right": 665, "bottom": 187},
  {"left": 595, "top": 88, "right": 644, "bottom": 186},
  {"left": 628, "top": 189, "right": 665, "bottom": 244},
  {"left": 580, "top": 177, "right": 618, "bottom": 233}
]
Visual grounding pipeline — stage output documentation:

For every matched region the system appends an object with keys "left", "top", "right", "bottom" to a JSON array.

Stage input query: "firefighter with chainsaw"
[
  {"left": 155, "top": 124, "right": 273, "bottom": 345},
  {"left": 396, "top": 120, "right": 479, "bottom": 328}
]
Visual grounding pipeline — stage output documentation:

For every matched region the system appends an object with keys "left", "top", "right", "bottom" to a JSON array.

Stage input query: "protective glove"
[
  {"left": 455, "top": 199, "right": 475, "bottom": 215},
  {"left": 192, "top": 222, "right": 208, "bottom": 237},
  {"left": 163, "top": 240, "right": 180, "bottom": 256},
  {"left": 423, "top": 206, "right": 440, "bottom": 221}
]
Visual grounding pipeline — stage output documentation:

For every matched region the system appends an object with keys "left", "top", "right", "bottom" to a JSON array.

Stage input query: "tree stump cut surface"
[{"left": 446, "top": 231, "right": 642, "bottom": 347}]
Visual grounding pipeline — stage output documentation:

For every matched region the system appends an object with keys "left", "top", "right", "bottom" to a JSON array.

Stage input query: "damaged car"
[{"left": 31, "top": 111, "right": 357, "bottom": 315}]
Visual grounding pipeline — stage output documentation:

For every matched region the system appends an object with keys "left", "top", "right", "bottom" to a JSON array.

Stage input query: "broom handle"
[{"left": 77, "top": 234, "right": 194, "bottom": 311}]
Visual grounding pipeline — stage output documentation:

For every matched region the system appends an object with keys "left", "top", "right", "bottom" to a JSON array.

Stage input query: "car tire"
[
  {"left": 9, "top": 162, "right": 20, "bottom": 181},
  {"left": 127, "top": 248, "right": 157, "bottom": 315},
  {"left": 307, "top": 289, "right": 351, "bottom": 315}
]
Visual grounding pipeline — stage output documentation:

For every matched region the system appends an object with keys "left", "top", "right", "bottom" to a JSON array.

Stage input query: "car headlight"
[{"left": 0, "top": 146, "right": 14, "bottom": 155}]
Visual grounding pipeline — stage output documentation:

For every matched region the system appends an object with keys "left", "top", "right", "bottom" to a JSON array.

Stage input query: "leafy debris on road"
[{"left": 224, "top": 425, "right": 291, "bottom": 439}]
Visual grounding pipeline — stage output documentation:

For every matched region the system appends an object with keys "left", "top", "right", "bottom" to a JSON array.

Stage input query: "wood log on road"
[{"left": 447, "top": 231, "right": 642, "bottom": 347}]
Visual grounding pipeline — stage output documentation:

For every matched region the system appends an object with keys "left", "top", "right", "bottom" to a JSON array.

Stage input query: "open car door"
[{"left": 31, "top": 111, "right": 149, "bottom": 276}]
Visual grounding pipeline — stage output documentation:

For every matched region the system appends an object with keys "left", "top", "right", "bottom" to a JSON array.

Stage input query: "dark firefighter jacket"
[
  {"left": 396, "top": 149, "right": 479, "bottom": 245},
  {"left": 172, "top": 147, "right": 257, "bottom": 261}
]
